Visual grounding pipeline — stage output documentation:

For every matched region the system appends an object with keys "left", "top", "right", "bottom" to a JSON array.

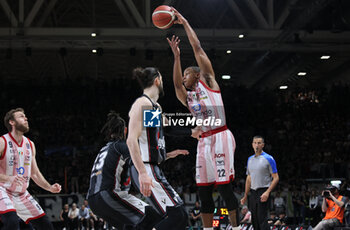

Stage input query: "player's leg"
[
  {"left": 131, "top": 164, "right": 187, "bottom": 229},
  {"left": 217, "top": 183, "right": 239, "bottom": 227},
  {"left": 30, "top": 215, "right": 54, "bottom": 230},
  {"left": 152, "top": 205, "right": 188, "bottom": 230},
  {"left": 195, "top": 138, "right": 216, "bottom": 230},
  {"left": 214, "top": 130, "right": 238, "bottom": 227},
  {"left": 0, "top": 188, "right": 19, "bottom": 230},
  {"left": 88, "top": 190, "right": 159, "bottom": 230},
  {"left": 198, "top": 185, "right": 215, "bottom": 229},
  {"left": 0, "top": 211, "right": 19, "bottom": 230},
  {"left": 13, "top": 191, "right": 53, "bottom": 230},
  {"left": 137, "top": 206, "right": 163, "bottom": 230}
]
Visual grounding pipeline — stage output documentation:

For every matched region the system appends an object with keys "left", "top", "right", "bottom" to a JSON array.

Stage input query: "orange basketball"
[{"left": 152, "top": 5, "right": 175, "bottom": 29}]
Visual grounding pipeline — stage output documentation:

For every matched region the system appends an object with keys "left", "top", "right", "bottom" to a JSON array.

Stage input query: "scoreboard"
[{"left": 213, "top": 207, "right": 230, "bottom": 229}]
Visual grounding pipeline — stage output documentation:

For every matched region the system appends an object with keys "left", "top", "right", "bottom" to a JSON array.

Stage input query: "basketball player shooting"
[{"left": 167, "top": 8, "right": 239, "bottom": 230}]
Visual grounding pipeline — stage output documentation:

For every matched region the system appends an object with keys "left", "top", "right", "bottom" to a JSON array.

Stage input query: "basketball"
[{"left": 152, "top": 5, "right": 175, "bottom": 29}]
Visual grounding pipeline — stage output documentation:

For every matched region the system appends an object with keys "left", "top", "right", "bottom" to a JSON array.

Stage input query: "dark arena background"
[{"left": 1, "top": 0, "right": 350, "bottom": 229}]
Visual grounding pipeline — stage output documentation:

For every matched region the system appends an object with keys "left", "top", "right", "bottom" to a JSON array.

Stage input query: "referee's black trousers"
[{"left": 249, "top": 188, "right": 270, "bottom": 230}]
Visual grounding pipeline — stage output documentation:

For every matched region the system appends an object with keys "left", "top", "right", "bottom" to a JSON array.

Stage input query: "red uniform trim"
[
  {"left": 199, "top": 80, "right": 220, "bottom": 93},
  {"left": 196, "top": 181, "right": 216, "bottom": 187},
  {"left": 0, "top": 136, "right": 7, "bottom": 160},
  {"left": 25, "top": 213, "right": 46, "bottom": 224},
  {"left": 150, "top": 192, "right": 165, "bottom": 214},
  {"left": 8, "top": 132, "right": 23, "bottom": 147},
  {"left": 0, "top": 209, "right": 16, "bottom": 214},
  {"left": 201, "top": 125, "right": 228, "bottom": 138},
  {"left": 196, "top": 175, "right": 234, "bottom": 186},
  {"left": 123, "top": 177, "right": 131, "bottom": 186},
  {"left": 27, "top": 137, "right": 33, "bottom": 151}
]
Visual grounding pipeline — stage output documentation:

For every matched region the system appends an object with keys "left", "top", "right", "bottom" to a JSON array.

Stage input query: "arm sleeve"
[{"left": 164, "top": 126, "right": 192, "bottom": 137}]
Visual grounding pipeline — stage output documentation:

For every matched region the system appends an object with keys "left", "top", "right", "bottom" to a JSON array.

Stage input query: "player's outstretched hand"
[
  {"left": 171, "top": 7, "right": 187, "bottom": 25},
  {"left": 49, "top": 183, "right": 62, "bottom": 193},
  {"left": 191, "top": 127, "right": 202, "bottom": 140},
  {"left": 139, "top": 172, "right": 154, "bottom": 197},
  {"left": 167, "top": 149, "right": 189, "bottom": 159},
  {"left": 167, "top": 35, "right": 180, "bottom": 58}
]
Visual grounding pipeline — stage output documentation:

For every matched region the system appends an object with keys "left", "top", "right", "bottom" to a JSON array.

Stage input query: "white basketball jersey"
[
  {"left": 187, "top": 80, "right": 227, "bottom": 132},
  {"left": 0, "top": 133, "right": 32, "bottom": 193}
]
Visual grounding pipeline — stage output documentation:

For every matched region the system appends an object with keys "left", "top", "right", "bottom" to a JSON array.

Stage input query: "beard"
[
  {"left": 158, "top": 84, "right": 165, "bottom": 98},
  {"left": 15, "top": 123, "right": 29, "bottom": 133}
]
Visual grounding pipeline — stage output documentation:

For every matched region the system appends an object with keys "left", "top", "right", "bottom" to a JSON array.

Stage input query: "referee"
[{"left": 240, "top": 136, "right": 279, "bottom": 230}]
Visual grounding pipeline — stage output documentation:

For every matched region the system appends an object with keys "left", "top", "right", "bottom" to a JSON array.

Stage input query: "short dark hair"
[
  {"left": 186, "top": 66, "right": 200, "bottom": 73},
  {"left": 253, "top": 135, "right": 265, "bottom": 143},
  {"left": 4, "top": 108, "right": 24, "bottom": 132},
  {"left": 100, "top": 111, "right": 126, "bottom": 141},
  {"left": 133, "top": 67, "right": 160, "bottom": 89}
]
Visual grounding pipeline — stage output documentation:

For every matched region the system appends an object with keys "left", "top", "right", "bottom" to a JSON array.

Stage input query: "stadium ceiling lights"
[
  {"left": 320, "top": 55, "right": 330, "bottom": 59},
  {"left": 297, "top": 72, "right": 307, "bottom": 76},
  {"left": 91, "top": 32, "right": 97, "bottom": 37},
  {"left": 222, "top": 75, "right": 231, "bottom": 80},
  {"left": 226, "top": 50, "right": 231, "bottom": 54},
  {"left": 238, "top": 34, "right": 244, "bottom": 39},
  {"left": 279, "top": 85, "right": 288, "bottom": 90},
  {"left": 92, "top": 49, "right": 97, "bottom": 53}
]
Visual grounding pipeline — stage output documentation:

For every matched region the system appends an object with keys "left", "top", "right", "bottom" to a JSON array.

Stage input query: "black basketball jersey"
[
  {"left": 87, "top": 140, "right": 131, "bottom": 197},
  {"left": 138, "top": 94, "right": 166, "bottom": 164}
]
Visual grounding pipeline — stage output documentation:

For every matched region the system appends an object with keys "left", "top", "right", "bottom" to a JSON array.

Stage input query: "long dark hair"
[
  {"left": 100, "top": 111, "right": 126, "bottom": 141},
  {"left": 133, "top": 67, "right": 159, "bottom": 89}
]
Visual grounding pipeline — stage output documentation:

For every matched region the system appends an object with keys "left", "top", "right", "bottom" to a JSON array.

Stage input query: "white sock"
[{"left": 203, "top": 228, "right": 213, "bottom": 230}]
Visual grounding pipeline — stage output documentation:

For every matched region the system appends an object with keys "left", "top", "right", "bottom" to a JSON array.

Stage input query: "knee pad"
[
  {"left": 217, "top": 183, "right": 238, "bottom": 211},
  {"left": 30, "top": 215, "right": 54, "bottom": 230},
  {"left": 1, "top": 211, "right": 19, "bottom": 230},
  {"left": 198, "top": 185, "right": 215, "bottom": 213}
]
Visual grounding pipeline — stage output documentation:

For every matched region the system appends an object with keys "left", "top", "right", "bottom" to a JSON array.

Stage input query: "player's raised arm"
[
  {"left": 167, "top": 35, "right": 188, "bottom": 106},
  {"left": 127, "top": 99, "right": 154, "bottom": 197},
  {"left": 172, "top": 7, "right": 218, "bottom": 89}
]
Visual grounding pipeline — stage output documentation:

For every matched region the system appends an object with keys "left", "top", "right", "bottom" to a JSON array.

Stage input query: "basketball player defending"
[
  {"left": 0, "top": 108, "right": 61, "bottom": 230},
  {"left": 87, "top": 111, "right": 162, "bottom": 230},
  {"left": 167, "top": 8, "right": 239, "bottom": 230},
  {"left": 127, "top": 67, "right": 200, "bottom": 230}
]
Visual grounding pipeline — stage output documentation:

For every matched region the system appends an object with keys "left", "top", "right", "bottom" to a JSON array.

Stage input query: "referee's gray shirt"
[{"left": 246, "top": 151, "right": 278, "bottom": 190}]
